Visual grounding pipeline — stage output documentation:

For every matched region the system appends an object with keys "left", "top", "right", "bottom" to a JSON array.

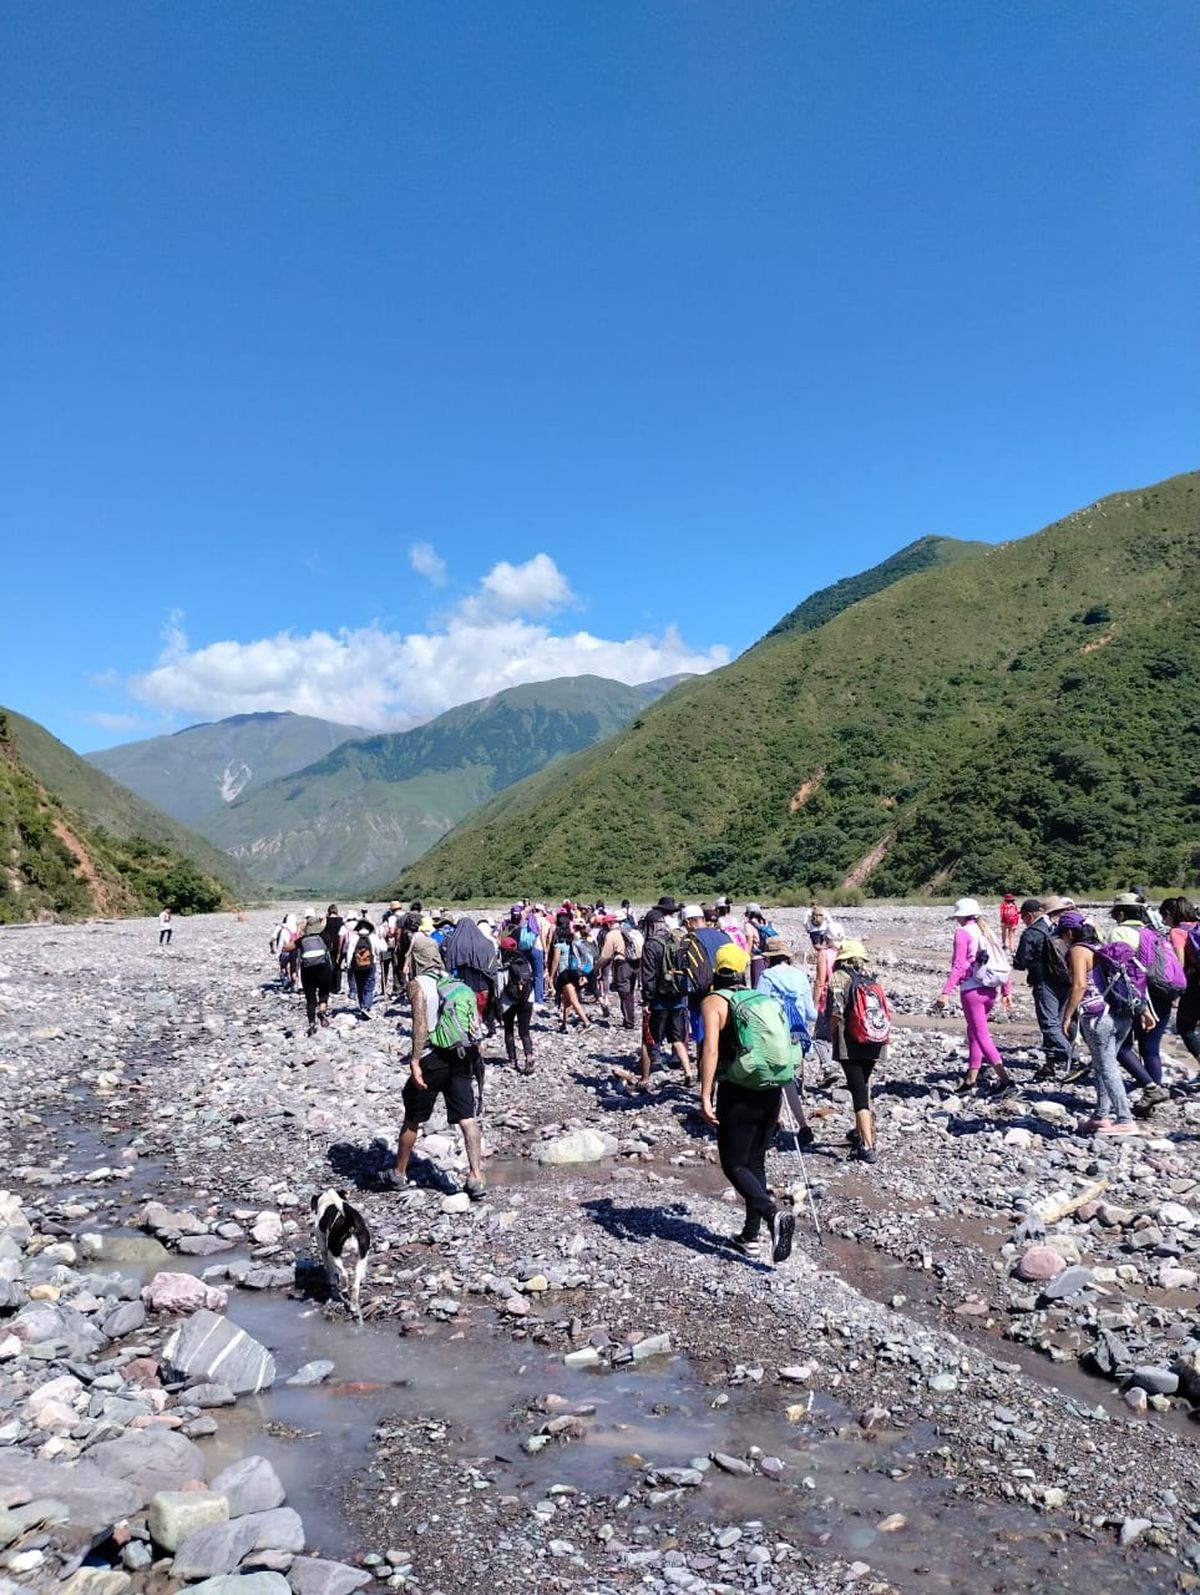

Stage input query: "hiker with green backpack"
[
  {"left": 698, "top": 941, "right": 797, "bottom": 1265},
  {"left": 393, "top": 937, "right": 488, "bottom": 1197}
]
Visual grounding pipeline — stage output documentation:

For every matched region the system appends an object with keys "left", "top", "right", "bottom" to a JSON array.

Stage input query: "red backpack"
[{"left": 845, "top": 971, "right": 892, "bottom": 1046}]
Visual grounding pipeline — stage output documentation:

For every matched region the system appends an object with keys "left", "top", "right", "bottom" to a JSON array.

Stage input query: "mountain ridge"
[{"left": 392, "top": 470, "right": 1200, "bottom": 900}]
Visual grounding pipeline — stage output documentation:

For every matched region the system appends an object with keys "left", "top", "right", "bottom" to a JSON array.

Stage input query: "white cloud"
[
  {"left": 126, "top": 555, "right": 727, "bottom": 729},
  {"left": 408, "top": 540, "right": 447, "bottom": 586},
  {"left": 85, "top": 711, "right": 147, "bottom": 733}
]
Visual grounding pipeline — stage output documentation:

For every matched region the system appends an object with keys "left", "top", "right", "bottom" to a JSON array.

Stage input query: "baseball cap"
[
  {"left": 682, "top": 904, "right": 703, "bottom": 921},
  {"left": 1057, "top": 910, "right": 1087, "bottom": 931},
  {"left": 714, "top": 943, "right": 750, "bottom": 977},
  {"left": 1020, "top": 898, "right": 1043, "bottom": 916}
]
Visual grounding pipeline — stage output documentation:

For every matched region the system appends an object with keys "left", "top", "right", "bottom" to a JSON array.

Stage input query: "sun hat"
[
  {"left": 1111, "top": 891, "right": 1144, "bottom": 910},
  {"left": 657, "top": 895, "right": 680, "bottom": 914},
  {"left": 745, "top": 902, "right": 763, "bottom": 916},
  {"left": 713, "top": 943, "right": 750, "bottom": 977},
  {"left": 682, "top": 904, "right": 703, "bottom": 921},
  {"left": 1041, "top": 895, "right": 1075, "bottom": 913},
  {"left": 389, "top": 901, "right": 401, "bottom": 911},
  {"left": 761, "top": 935, "right": 790, "bottom": 961},
  {"left": 949, "top": 898, "right": 981, "bottom": 919},
  {"left": 419, "top": 915, "right": 435, "bottom": 934},
  {"left": 835, "top": 939, "right": 869, "bottom": 964},
  {"left": 1020, "top": 898, "right": 1044, "bottom": 916}
]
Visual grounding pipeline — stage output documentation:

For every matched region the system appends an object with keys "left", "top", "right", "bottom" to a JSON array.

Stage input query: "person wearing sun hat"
[
  {"left": 1108, "top": 893, "right": 1172, "bottom": 1113},
  {"left": 698, "top": 941, "right": 796, "bottom": 1266},
  {"left": 931, "top": 898, "right": 1016, "bottom": 1096},
  {"left": 1057, "top": 909, "right": 1137, "bottom": 1136}
]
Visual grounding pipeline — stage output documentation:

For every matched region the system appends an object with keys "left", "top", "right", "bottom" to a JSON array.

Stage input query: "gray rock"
[
  {"left": 161, "top": 1310, "right": 276, "bottom": 1394},
  {"left": 241, "top": 1267, "right": 295, "bottom": 1291},
  {"left": 287, "top": 1560, "right": 372, "bottom": 1595},
  {"left": 100, "top": 1301, "right": 146, "bottom": 1339},
  {"left": 0, "top": 1193, "right": 32, "bottom": 1247},
  {"left": 173, "top": 1508, "right": 305, "bottom": 1578},
  {"left": 211, "top": 1456, "right": 286, "bottom": 1518},
  {"left": 190, "top": 1577, "right": 292, "bottom": 1595},
  {"left": 0, "top": 1279, "right": 26, "bottom": 1313},
  {"left": 1127, "top": 1365, "right": 1179, "bottom": 1397},
  {"left": 188, "top": 1383, "right": 238, "bottom": 1408},
  {"left": 285, "top": 1361, "right": 334, "bottom": 1387},
  {"left": 0, "top": 1453, "right": 139, "bottom": 1537},
  {"left": 85, "top": 1430, "right": 206, "bottom": 1507},
  {"left": 1040, "top": 1265, "right": 1095, "bottom": 1302},
  {"left": 177, "top": 1234, "right": 236, "bottom": 1257},
  {"left": 710, "top": 1452, "right": 754, "bottom": 1477},
  {"left": 537, "top": 1129, "right": 618, "bottom": 1165},
  {"left": 11, "top": 1300, "right": 105, "bottom": 1358}
]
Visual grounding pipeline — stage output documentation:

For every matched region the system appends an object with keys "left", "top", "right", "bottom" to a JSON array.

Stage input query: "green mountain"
[
  {"left": 760, "top": 534, "right": 988, "bottom": 642},
  {"left": 87, "top": 710, "right": 366, "bottom": 824},
  {"left": 393, "top": 471, "right": 1200, "bottom": 901},
  {"left": 201, "top": 675, "right": 684, "bottom": 893},
  {"left": 0, "top": 708, "right": 253, "bottom": 922}
]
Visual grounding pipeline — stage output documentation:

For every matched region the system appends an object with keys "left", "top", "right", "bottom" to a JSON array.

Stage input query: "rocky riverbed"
[{"left": 1, "top": 906, "right": 1199, "bottom": 1594}]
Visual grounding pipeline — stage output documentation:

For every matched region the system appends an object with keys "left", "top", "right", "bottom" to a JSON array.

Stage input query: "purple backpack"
[
  {"left": 1137, "top": 926, "right": 1187, "bottom": 995},
  {"left": 1091, "top": 942, "right": 1149, "bottom": 1018}
]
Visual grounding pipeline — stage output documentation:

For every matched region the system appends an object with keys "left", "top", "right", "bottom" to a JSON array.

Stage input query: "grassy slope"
[
  {"left": 88, "top": 711, "right": 367, "bottom": 825},
  {"left": 395, "top": 472, "right": 1200, "bottom": 900},
  {"left": 3, "top": 709, "right": 256, "bottom": 900},
  {"left": 759, "top": 534, "right": 989, "bottom": 642},
  {"left": 201, "top": 675, "right": 669, "bottom": 892}
]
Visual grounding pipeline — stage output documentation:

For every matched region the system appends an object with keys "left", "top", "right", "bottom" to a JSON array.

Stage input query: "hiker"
[
  {"left": 322, "top": 904, "right": 345, "bottom": 995},
  {"left": 639, "top": 900, "right": 693, "bottom": 1088},
  {"left": 548, "top": 917, "right": 591, "bottom": 1033},
  {"left": 824, "top": 939, "right": 890, "bottom": 1164},
  {"left": 497, "top": 936, "right": 536, "bottom": 1073},
  {"left": 680, "top": 905, "right": 731, "bottom": 1049},
  {"left": 757, "top": 934, "right": 816, "bottom": 1146},
  {"left": 1162, "top": 897, "right": 1200, "bottom": 1065},
  {"left": 348, "top": 918, "right": 386, "bottom": 1019},
  {"left": 697, "top": 943, "right": 796, "bottom": 1265},
  {"left": 804, "top": 902, "right": 844, "bottom": 943},
  {"left": 273, "top": 912, "right": 298, "bottom": 989},
  {"left": 1110, "top": 892, "right": 1177, "bottom": 1112},
  {"left": 1057, "top": 910, "right": 1137, "bottom": 1136},
  {"left": 599, "top": 912, "right": 642, "bottom": 1028},
  {"left": 296, "top": 913, "right": 334, "bottom": 1035},
  {"left": 442, "top": 915, "right": 500, "bottom": 1034},
  {"left": 158, "top": 908, "right": 172, "bottom": 946},
  {"left": 808, "top": 927, "right": 840, "bottom": 1088},
  {"left": 931, "top": 898, "right": 1015, "bottom": 1094},
  {"left": 1012, "top": 898, "right": 1073, "bottom": 1080},
  {"left": 508, "top": 903, "right": 547, "bottom": 1005},
  {"left": 744, "top": 904, "right": 774, "bottom": 989},
  {"left": 999, "top": 893, "right": 1021, "bottom": 954},
  {"left": 393, "top": 938, "right": 486, "bottom": 1197}
]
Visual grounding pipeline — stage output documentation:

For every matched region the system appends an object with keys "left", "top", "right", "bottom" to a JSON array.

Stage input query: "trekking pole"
[{"left": 778, "top": 1091, "right": 823, "bottom": 1246}]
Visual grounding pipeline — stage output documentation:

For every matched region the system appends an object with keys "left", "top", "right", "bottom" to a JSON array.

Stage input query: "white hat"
[
  {"left": 682, "top": 904, "right": 703, "bottom": 920},
  {"left": 949, "top": 897, "right": 981, "bottom": 919}
]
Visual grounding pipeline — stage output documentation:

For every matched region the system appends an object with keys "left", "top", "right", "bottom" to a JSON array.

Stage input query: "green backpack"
[
  {"left": 430, "top": 976, "right": 483, "bottom": 1053},
  {"left": 718, "top": 988, "right": 798, "bottom": 1089}
]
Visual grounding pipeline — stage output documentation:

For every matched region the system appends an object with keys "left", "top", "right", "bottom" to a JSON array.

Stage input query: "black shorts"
[
  {"left": 648, "top": 1003, "right": 688, "bottom": 1045},
  {"left": 555, "top": 970, "right": 581, "bottom": 996},
  {"left": 402, "top": 1048, "right": 478, "bottom": 1126}
]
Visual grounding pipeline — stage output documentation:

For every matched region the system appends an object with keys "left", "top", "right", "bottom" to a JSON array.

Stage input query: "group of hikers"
[{"left": 266, "top": 886, "right": 1200, "bottom": 1264}]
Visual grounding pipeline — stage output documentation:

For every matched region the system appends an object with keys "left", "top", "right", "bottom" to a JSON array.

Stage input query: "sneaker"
[
  {"left": 771, "top": 1210, "right": 796, "bottom": 1265},
  {"left": 1135, "top": 1084, "right": 1170, "bottom": 1112},
  {"left": 728, "top": 1234, "right": 765, "bottom": 1258},
  {"left": 991, "top": 1076, "right": 1020, "bottom": 1098},
  {"left": 845, "top": 1126, "right": 862, "bottom": 1148},
  {"left": 953, "top": 1074, "right": 981, "bottom": 1096},
  {"left": 854, "top": 1145, "right": 878, "bottom": 1165},
  {"left": 306, "top": 1023, "right": 317, "bottom": 1036},
  {"left": 466, "top": 1174, "right": 487, "bottom": 1200},
  {"left": 1096, "top": 1120, "right": 1138, "bottom": 1137}
]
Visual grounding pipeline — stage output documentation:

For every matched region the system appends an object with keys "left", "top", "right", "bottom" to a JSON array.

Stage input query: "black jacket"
[{"left": 1013, "top": 916, "right": 1066, "bottom": 990}]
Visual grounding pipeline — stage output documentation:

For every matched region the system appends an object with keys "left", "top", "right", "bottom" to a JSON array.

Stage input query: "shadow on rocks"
[
  {"left": 326, "top": 1137, "right": 396, "bottom": 1191},
  {"left": 582, "top": 1195, "right": 769, "bottom": 1270}
]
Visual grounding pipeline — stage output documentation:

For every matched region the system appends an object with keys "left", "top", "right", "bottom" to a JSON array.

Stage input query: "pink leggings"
[{"left": 961, "top": 986, "right": 1002, "bottom": 1072}]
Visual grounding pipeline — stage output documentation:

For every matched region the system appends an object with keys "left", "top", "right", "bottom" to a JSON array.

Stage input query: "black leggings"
[
  {"left": 715, "top": 1080, "right": 781, "bottom": 1241},
  {"left": 301, "top": 966, "right": 332, "bottom": 1026},
  {"left": 503, "top": 999, "right": 534, "bottom": 1063},
  {"left": 841, "top": 1057, "right": 876, "bottom": 1113},
  {"left": 1176, "top": 990, "right": 1200, "bottom": 1064}
]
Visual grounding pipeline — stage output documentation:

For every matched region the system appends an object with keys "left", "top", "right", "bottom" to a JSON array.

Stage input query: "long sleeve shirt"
[{"left": 941, "top": 924, "right": 1011, "bottom": 998}]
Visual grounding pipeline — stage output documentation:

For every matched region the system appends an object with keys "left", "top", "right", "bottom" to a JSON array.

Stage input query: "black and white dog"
[{"left": 311, "top": 1189, "right": 371, "bottom": 1319}]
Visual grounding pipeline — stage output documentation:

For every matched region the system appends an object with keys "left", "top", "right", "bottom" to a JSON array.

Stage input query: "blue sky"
[{"left": 3, "top": 1, "right": 1197, "bottom": 749}]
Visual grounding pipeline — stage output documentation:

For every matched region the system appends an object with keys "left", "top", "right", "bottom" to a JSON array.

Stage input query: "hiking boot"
[
  {"left": 854, "top": 1145, "right": 878, "bottom": 1165},
  {"left": 1133, "top": 1084, "right": 1169, "bottom": 1116},
  {"left": 466, "top": 1174, "right": 487, "bottom": 1201},
  {"left": 795, "top": 1124, "right": 816, "bottom": 1149},
  {"left": 771, "top": 1210, "right": 796, "bottom": 1265}
]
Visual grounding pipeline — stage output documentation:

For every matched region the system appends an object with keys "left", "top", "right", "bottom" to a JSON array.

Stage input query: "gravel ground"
[{"left": 1, "top": 905, "right": 1199, "bottom": 1595}]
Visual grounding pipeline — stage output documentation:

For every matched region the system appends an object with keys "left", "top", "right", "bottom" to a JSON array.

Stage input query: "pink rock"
[
  {"left": 1017, "top": 1245, "right": 1066, "bottom": 1283},
  {"left": 141, "top": 1272, "right": 228, "bottom": 1314}
]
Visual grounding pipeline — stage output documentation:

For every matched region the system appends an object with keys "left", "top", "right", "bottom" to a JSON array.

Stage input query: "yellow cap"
[
  {"left": 836, "top": 939, "right": 869, "bottom": 963},
  {"left": 714, "top": 942, "right": 750, "bottom": 976}
]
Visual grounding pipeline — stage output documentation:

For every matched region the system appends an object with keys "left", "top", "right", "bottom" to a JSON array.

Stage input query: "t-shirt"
[
  {"left": 412, "top": 973, "right": 443, "bottom": 1056},
  {"left": 826, "top": 966, "right": 886, "bottom": 1062},
  {"left": 158, "top": 912, "right": 171, "bottom": 927}
]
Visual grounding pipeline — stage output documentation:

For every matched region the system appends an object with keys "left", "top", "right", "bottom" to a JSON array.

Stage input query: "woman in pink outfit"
[{"left": 932, "top": 898, "right": 1015, "bottom": 1094}]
